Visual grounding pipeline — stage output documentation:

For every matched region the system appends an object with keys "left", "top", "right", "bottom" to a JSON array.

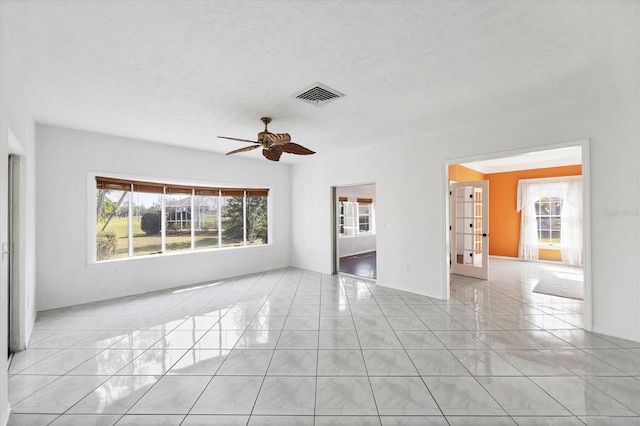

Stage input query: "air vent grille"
[{"left": 293, "top": 82, "right": 345, "bottom": 107}]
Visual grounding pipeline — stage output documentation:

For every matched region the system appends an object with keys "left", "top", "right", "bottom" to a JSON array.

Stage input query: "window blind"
[{"left": 96, "top": 176, "right": 268, "bottom": 197}]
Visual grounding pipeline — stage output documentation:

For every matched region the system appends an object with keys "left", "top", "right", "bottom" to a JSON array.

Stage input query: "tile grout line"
[{"left": 344, "top": 274, "right": 382, "bottom": 423}]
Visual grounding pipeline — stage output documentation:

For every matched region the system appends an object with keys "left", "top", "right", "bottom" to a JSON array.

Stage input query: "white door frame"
[
  {"left": 442, "top": 139, "right": 592, "bottom": 332},
  {"left": 331, "top": 183, "right": 377, "bottom": 278},
  {"left": 8, "top": 154, "right": 25, "bottom": 352},
  {"left": 331, "top": 187, "right": 338, "bottom": 275}
]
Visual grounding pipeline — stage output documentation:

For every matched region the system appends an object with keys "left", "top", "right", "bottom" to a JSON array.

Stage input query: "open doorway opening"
[
  {"left": 444, "top": 140, "right": 592, "bottom": 331},
  {"left": 7, "top": 154, "right": 18, "bottom": 359},
  {"left": 334, "top": 184, "right": 377, "bottom": 279},
  {"left": 7, "top": 130, "right": 25, "bottom": 357}
]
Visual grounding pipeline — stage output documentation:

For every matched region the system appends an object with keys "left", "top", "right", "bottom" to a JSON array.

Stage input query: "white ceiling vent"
[{"left": 292, "top": 82, "right": 345, "bottom": 107}]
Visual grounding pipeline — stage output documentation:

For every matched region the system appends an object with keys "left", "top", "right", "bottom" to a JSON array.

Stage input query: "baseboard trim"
[{"left": 592, "top": 326, "right": 640, "bottom": 344}]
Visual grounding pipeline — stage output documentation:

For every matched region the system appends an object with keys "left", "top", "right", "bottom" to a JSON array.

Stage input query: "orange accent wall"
[
  {"left": 486, "top": 165, "right": 582, "bottom": 258},
  {"left": 449, "top": 164, "right": 485, "bottom": 182}
]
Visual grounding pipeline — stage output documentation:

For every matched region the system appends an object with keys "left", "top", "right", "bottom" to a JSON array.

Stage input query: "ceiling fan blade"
[
  {"left": 218, "top": 136, "right": 260, "bottom": 144},
  {"left": 262, "top": 145, "right": 283, "bottom": 161},
  {"left": 280, "top": 142, "right": 315, "bottom": 155},
  {"left": 263, "top": 133, "right": 291, "bottom": 145},
  {"left": 226, "top": 145, "right": 261, "bottom": 155}
]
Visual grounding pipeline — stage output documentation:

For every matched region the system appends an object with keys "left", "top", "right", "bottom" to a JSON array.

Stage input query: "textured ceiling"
[{"left": 0, "top": 0, "right": 626, "bottom": 163}]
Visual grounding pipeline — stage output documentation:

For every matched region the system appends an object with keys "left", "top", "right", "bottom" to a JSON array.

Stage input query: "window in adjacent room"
[
  {"left": 358, "top": 198, "right": 372, "bottom": 233},
  {"left": 535, "top": 196, "right": 563, "bottom": 245},
  {"left": 337, "top": 196, "right": 374, "bottom": 237},
  {"left": 338, "top": 197, "right": 347, "bottom": 235}
]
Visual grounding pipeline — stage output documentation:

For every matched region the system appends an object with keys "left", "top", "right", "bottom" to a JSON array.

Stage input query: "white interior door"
[{"left": 450, "top": 180, "right": 489, "bottom": 279}]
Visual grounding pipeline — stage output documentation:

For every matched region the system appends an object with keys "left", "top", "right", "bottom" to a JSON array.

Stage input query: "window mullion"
[
  {"left": 128, "top": 187, "right": 133, "bottom": 258},
  {"left": 243, "top": 191, "right": 247, "bottom": 245},
  {"left": 161, "top": 188, "right": 166, "bottom": 253},
  {"left": 217, "top": 190, "right": 222, "bottom": 248},
  {"left": 191, "top": 189, "right": 195, "bottom": 250}
]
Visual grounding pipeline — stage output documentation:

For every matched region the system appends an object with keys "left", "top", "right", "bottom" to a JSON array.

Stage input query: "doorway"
[
  {"left": 333, "top": 184, "right": 377, "bottom": 279},
  {"left": 444, "top": 140, "right": 592, "bottom": 331}
]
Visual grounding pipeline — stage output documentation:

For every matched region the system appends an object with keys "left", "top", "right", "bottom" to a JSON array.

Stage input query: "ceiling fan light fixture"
[
  {"left": 218, "top": 117, "right": 316, "bottom": 162},
  {"left": 292, "top": 82, "right": 345, "bottom": 107}
]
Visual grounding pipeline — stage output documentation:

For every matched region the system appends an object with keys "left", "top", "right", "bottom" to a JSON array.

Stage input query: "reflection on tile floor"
[{"left": 8, "top": 258, "right": 640, "bottom": 425}]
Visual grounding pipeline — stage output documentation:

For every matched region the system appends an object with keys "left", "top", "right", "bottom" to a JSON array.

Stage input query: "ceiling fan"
[{"left": 218, "top": 117, "right": 315, "bottom": 161}]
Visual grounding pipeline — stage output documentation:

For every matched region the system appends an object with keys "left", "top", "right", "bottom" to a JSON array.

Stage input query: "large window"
[
  {"left": 535, "top": 197, "right": 562, "bottom": 245},
  {"left": 95, "top": 177, "right": 269, "bottom": 262}
]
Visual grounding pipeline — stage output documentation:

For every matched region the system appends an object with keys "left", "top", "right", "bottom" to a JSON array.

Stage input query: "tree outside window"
[{"left": 96, "top": 189, "right": 129, "bottom": 261}]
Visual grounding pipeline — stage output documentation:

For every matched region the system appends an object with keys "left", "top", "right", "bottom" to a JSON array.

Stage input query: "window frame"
[
  {"left": 91, "top": 174, "right": 271, "bottom": 264},
  {"left": 337, "top": 197, "right": 375, "bottom": 238},
  {"left": 534, "top": 196, "right": 563, "bottom": 247},
  {"left": 358, "top": 202, "right": 371, "bottom": 233}
]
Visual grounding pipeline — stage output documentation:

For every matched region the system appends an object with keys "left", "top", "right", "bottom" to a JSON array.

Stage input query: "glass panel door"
[{"left": 450, "top": 181, "right": 489, "bottom": 279}]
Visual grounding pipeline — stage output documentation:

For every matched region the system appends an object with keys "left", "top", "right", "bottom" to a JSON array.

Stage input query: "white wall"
[
  {"left": 291, "top": 21, "right": 640, "bottom": 342},
  {"left": 35, "top": 125, "right": 291, "bottom": 311},
  {"left": 1, "top": 13, "right": 38, "bottom": 423},
  {"left": 339, "top": 234, "right": 376, "bottom": 258}
]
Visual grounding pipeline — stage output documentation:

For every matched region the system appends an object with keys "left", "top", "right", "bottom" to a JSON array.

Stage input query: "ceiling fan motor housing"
[{"left": 258, "top": 117, "right": 273, "bottom": 146}]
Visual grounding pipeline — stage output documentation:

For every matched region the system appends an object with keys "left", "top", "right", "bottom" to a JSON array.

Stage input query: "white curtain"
[
  {"left": 516, "top": 176, "right": 582, "bottom": 266},
  {"left": 561, "top": 177, "right": 583, "bottom": 265}
]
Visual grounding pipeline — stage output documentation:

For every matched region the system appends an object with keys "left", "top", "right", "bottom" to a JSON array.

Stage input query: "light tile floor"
[{"left": 7, "top": 258, "right": 640, "bottom": 425}]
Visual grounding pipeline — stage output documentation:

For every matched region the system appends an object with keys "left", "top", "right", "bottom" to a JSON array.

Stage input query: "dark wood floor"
[{"left": 339, "top": 251, "right": 377, "bottom": 279}]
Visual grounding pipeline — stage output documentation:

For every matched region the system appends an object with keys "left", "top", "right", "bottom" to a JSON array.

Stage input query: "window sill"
[{"left": 89, "top": 243, "right": 272, "bottom": 267}]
